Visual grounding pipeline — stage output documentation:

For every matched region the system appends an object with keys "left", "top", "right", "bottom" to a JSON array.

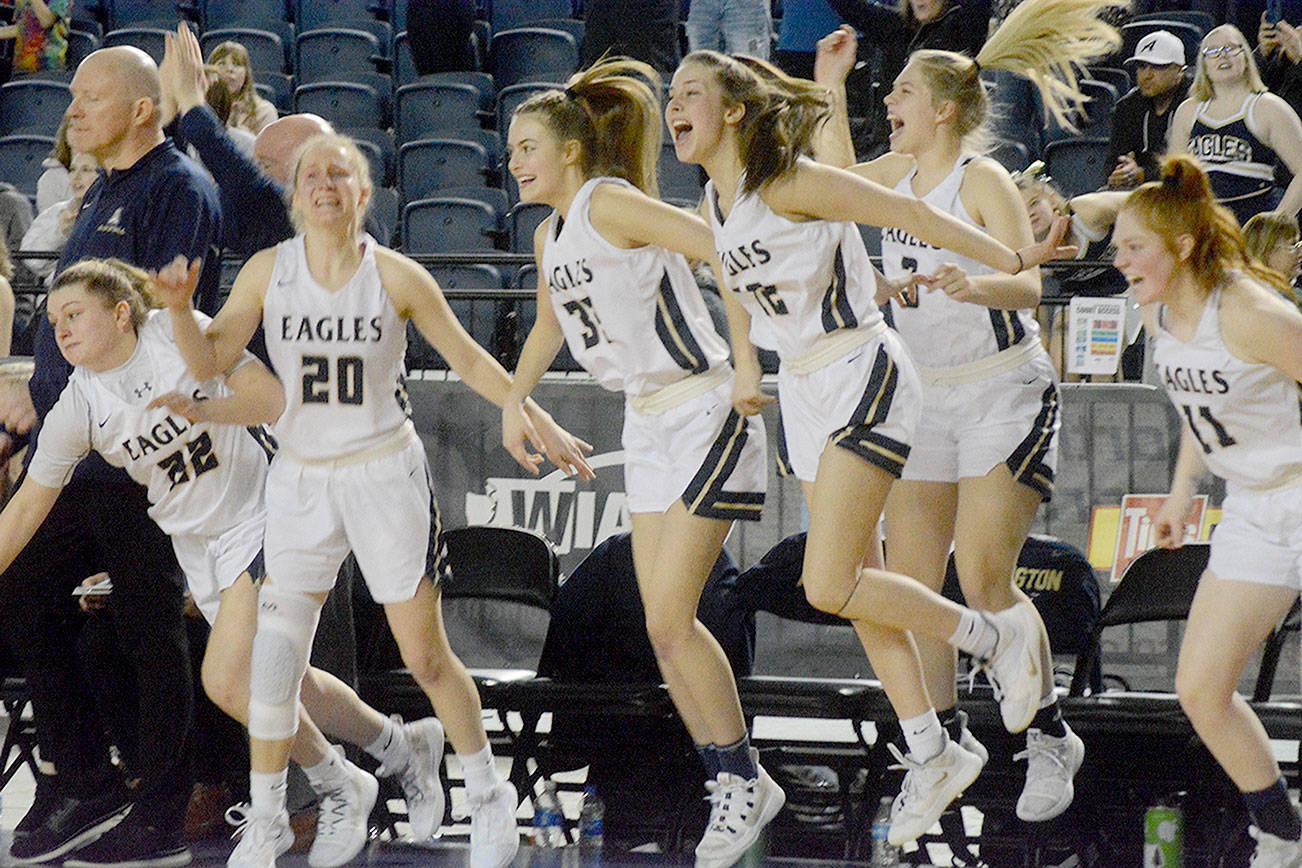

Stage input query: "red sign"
[{"left": 1111, "top": 493, "right": 1207, "bottom": 582}]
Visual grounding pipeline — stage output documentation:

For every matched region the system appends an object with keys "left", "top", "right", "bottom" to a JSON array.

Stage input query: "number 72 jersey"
[
  {"left": 263, "top": 234, "right": 411, "bottom": 461},
  {"left": 1151, "top": 285, "right": 1302, "bottom": 492}
]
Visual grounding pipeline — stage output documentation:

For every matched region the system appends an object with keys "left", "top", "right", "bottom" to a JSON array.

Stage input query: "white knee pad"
[{"left": 247, "top": 585, "right": 321, "bottom": 741}]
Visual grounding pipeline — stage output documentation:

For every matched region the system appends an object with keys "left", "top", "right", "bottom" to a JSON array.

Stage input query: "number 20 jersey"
[
  {"left": 264, "top": 234, "right": 409, "bottom": 461},
  {"left": 1152, "top": 282, "right": 1302, "bottom": 491},
  {"left": 28, "top": 309, "right": 268, "bottom": 537},
  {"left": 703, "top": 170, "right": 883, "bottom": 362}
]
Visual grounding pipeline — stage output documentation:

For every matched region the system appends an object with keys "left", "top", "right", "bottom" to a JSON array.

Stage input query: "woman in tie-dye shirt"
[{"left": 0, "top": 0, "right": 68, "bottom": 75}]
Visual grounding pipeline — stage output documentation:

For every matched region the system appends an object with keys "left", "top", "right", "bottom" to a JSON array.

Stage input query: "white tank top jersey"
[
  {"left": 541, "top": 177, "right": 729, "bottom": 396},
  {"left": 880, "top": 155, "right": 1041, "bottom": 368},
  {"left": 703, "top": 166, "right": 883, "bottom": 362},
  {"left": 1152, "top": 283, "right": 1302, "bottom": 491},
  {"left": 27, "top": 310, "right": 269, "bottom": 537},
  {"left": 263, "top": 234, "right": 410, "bottom": 460}
]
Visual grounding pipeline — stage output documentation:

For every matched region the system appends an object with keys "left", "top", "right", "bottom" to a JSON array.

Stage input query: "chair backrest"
[
  {"left": 491, "top": 28, "right": 579, "bottom": 90},
  {"left": 366, "top": 183, "right": 399, "bottom": 245},
  {"left": 509, "top": 201, "right": 551, "bottom": 254},
  {"left": 440, "top": 525, "right": 559, "bottom": 611},
  {"left": 1043, "top": 137, "right": 1111, "bottom": 198},
  {"left": 342, "top": 125, "right": 395, "bottom": 187},
  {"left": 1253, "top": 597, "right": 1301, "bottom": 702},
  {"left": 201, "top": 27, "right": 286, "bottom": 75},
  {"left": 1069, "top": 543, "right": 1209, "bottom": 696},
  {"left": 396, "top": 82, "right": 484, "bottom": 143},
  {"left": 67, "top": 29, "right": 102, "bottom": 69},
  {"left": 103, "top": 27, "right": 170, "bottom": 63},
  {"left": 293, "top": 80, "right": 383, "bottom": 129},
  {"left": 401, "top": 196, "right": 503, "bottom": 254},
  {"left": 988, "top": 139, "right": 1031, "bottom": 173},
  {"left": 254, "top": 71, "right": 295, "bottom": 114},
  {"left": 0, "top": 135, "right": 56, "bottom": 198},
  {"left": 490, "top": 0, "right": 573, "bottom": 33},
  {"left": 203, "top": 0, "right": 289, "bottom": 32},
  {"left": 1130, "top": 10, "right": 1213, "bottom": 37},
  {"left": 982, "top": 68, "right": 1044, "bottom": 160},
  {"left": 393, "top": 30, "right": 417, "bottom": 87},
  {"left": 296, "top": 28, "right": 382, "bottom": 83},
  {"left": 295, "top": 0, "right": 384, "bottom": 33},
  {"left": 398, "top": 138, "right": 493, "bottom": 203},
  {"left": 106, "top": 0, "right": 180, "bottom": 31},
  {"left": 1088, "top": 66, "right": 1132, "bottom": 99},
  {"left": 0, "top": 80, "right": 71, "bottom": 138},
  {"left": 426, "top": 71, "right": 495, "bottom": 111}
]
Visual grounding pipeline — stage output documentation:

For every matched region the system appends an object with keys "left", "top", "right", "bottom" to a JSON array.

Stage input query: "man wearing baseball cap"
[{"left": 1107, "top": 29, "right": 1190, "bottom": 189}]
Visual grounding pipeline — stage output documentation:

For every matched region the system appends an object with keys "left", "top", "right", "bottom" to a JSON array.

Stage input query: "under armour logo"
[{"left": 132, "top": 381, "right": 152, "bottom": 398}]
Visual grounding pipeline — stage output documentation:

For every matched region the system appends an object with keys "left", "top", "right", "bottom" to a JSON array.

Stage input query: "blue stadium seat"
[
  {"left": 1088, "top": 66, "right": 1131, "bottom": 99},
  {"left": 491, "top": 28, "right": 579, "bottom": 90},
  {"left": 402, "top": 196, "right": 503, "bottom": 254},
  {"left": 658, "top": 140, "right": 702, "bottom": 205},
  {"left": 103, "top": 27, "right": 170, "bottom": 63},
  {"left": 255, "top": 71, "right": 295, "bottom": 114},
  {"left": 294, "top": 81, "right": 383, "bottom": 128},
  {"left": 394, "top": 31, "right": 417, "bottom": 87},
  {"left": 294, "top": 0, "right": 387, "bottom": 33},
  {"left": 367, "top": 184, "right": 399, "bottom": 246},
  {"left": 0, "top": 80, "right": 71, "bottom": 138},
  {"left": 396, "top": 82, "right": 485, "bottom": 143},
  {"left": 105, "top": 0, "right": 182, "bottom": 31},
  {"left": 296, "top": 29, "right": 381, "bottom": 84},
  {"left": 427, "top": 71, "right": 495, "bottom": 111},
  {"left": 202, "top": 27, "right": 286, "bottom": 74},
  {"left": 434, "top": 185, "right": 508, "bottom": 214},
  {"left": 344, "top": 126, "right": 395, "bottom": 187},
  {"left": 1044, "top": 79, "right": 1117, "bottom": 148},
  {"left": 532, "top": 17, "right": 584, "bottom": 43},
  {"left": 490, "top": 0, "right": 572, "bottom": 33},
  {"left": 399, "top": 138, "right": 495, "bottom": 204},
  {"left": 67, "top": 29, "right": 101, "bottom": 68},
  {"left": 1044, "top": 137, "right": 1111, "bottom": 198},
  {"left": 309, "top": 71, "right": 392, "bottom": 126},
  {"left": 509, "top": 201, "right": 551, "bottom": 254},
  {"left": 203, "top": 0, "right": 289, "bottom": 31},
  {"left": 1131, "top": 10, "right": 1212, "bottom": 36},
  {"left": 0, "top": 135, "right": 56, "bottom": 199},
  {"left": 497, "top": 82, "right": 561, "bottom": 139}
]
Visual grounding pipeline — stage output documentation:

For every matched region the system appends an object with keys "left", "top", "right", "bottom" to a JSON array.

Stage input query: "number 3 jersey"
[
  {"left": 539, "top": 177, "right": 728, "bottom": 396},
  {"left": 1152, "top": 282, "right": 1302, "bottom": 491},
  {"left": 264, "top": 233, "right": 409, "bottom": 460},
  {"left": 28, "top": 309, "right": 268, "bottom": 537},
  {"left": 703, "top": 167, "right": 882, "bottom": 362}
]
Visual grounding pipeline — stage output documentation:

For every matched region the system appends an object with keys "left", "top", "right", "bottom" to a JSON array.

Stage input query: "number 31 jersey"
[
  {"left": 28, "top": 309, "right": 268, "bottom": 537},
  {"left": 264, "top": 233, "right": 409, "bottom": 460},
  {"left": 539, "top": 177, "right": 728, "bottom": 396}
]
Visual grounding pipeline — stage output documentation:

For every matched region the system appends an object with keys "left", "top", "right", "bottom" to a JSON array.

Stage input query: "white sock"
[
  {"left": 303, "top": 745, "right": 350, "bottom": 794},
  {"left": 950, "top": 609, "right": 999, "bottom": 659},
  {"left": 365, "top": 716, "right": 410, "bottom": 770},
  {"left": 250, "top": 769, "right": 289, "bottom": 816},
  {"left": 900, "top": 709, "right": 946, "bottom": 763},
  {"left": 459, "top": 744, "right": 499, "bottom": 799}
]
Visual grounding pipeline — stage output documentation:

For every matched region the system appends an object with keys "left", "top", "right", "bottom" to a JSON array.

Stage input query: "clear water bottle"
[
  {"left": 577, "top": 786, "right": 605, "bottom": 853},
  {"left": 870, "top": 795, "right": 901, "bottom": 867},
  {"left": 532, "top": 780, "right": 566, "bottom": 849}
]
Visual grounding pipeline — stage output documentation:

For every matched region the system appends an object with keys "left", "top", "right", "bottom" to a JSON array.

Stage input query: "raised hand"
[
  {"left": 1017, "top": 215, "right": 1078, "bottom": 270},
  {"left": 150, "top": 255, "right": 204, "bottom": 310},
  {"left": 814, "top": 25, "right": 858, "bottom": 87}
]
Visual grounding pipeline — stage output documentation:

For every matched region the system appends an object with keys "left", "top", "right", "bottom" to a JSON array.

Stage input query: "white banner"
[{"left": 1067, "top": 296, "right": 1125, "bottom": 376}]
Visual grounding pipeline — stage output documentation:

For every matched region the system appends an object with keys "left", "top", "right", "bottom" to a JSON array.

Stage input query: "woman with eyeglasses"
[
  {"left": 1244, "top": 210, "right": 1302, "bottom": 307},
  {"left": 1170, "top": 25, "right": 1302, "bottom": 225}
]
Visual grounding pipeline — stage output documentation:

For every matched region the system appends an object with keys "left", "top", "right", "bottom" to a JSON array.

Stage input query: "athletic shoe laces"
[{"left": 702, "top": 775, "right": 758, "bottom": 838}]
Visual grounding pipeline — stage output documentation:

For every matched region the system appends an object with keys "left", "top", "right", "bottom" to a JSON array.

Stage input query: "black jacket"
[{"left": 1106, "top": 75, "right": 1191, "bottom": 186}]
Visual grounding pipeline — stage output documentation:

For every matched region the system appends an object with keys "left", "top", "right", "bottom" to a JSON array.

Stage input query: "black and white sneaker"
[
  {"left": 63, "top": 813, "right": 191, "bottom": 868},
  {"left": 9, "top": 791, "right": 131, "bottom": 864}
]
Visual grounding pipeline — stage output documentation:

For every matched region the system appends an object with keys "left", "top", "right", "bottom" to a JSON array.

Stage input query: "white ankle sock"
[
  {"left": 459, "top": 744, "right": 498, "bottom": 799},
  {"left": 901, "top": 709, "right": 946, "bottom": 763},
  {"left": 250, "top": 769, "right": 288, "bottom": 815},
  {"left": 950, "top": 609, "right": 999, "bottom": 659},
  {"left": 365, "top": 716, "right": 410, "bottom": 769},
  {"left": 303, "top": 746, "right": 349, "bottom": 794}
]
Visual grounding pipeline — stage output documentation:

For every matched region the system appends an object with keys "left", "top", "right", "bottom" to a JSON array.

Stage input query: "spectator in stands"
[
  {"left": 204, "top": 78, "right": 256, "bottom": 157},
  {"left": 406, "top": 0, "right": 475, "bottom": 75},
  {"left": 0, "top": 44, "right": 221, "bottom": 868},
  {"left": 0, "top": 237, "right": 13, "bottom": 355},
  {"left": 21, "top": 150, "right": 98, "bottom": 287},
  {"left": 773, "top": 0, "right": 843, "bottom": 80},
  {"left": 1107, "top": 29, "right": 1190, "bottom": 190},
  {"left": 0, "top": 0, "right": 68, "bottom": 75},
  {"left": 687, "top": 0, "right": 772, "bottom": 58},
  {"left": 1243, "top": 209, "right": 1302, "bottom": 304},
  {"left": 37, "top": 118, "right": 72, "bottom": 213},
  {"left": 1118, "top": 154, "right": 1302, "bottom": 868},
  {"left": 1171, "top": 24, "right": 1302, "bottom": 225},
  {"left": 1257, "top": 12, "right": 1302, "bottom": 117},
  {"left": 582, "top": 0, "right": 680, "bottom": 76},
  {"left": 207, "top": 40, "right": 277, "bottom": 136}
]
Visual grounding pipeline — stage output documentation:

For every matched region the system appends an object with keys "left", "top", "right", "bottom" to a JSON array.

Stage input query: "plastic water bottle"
[
  {"left": 577, "top": 786, "right": 605, "bottom": 853},
  {"left": 532, "top": 780, "right": 566, "bottom": 849},
  {"left": 870, "top": 796, "right": 901, "bottom": 867}
]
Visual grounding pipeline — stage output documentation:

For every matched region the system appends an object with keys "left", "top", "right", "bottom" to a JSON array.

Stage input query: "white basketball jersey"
[
  {"left": 263, "top": 234, "right": 409, "bottom": 460},
  {"left": 703, "top": 168, "right": 883, "bottom": 362},
  {"left": 28, "top": 310, "right": 269, "bottom": 537},
  {"left": 1152, "top": 284, "right": 1302, "bottom": 490},
  {"left": 880, "top": 155, "right": 1041, "bottom": 368},
  {"left": 540, "top": 178, "right": 729, "bottom": 395}
]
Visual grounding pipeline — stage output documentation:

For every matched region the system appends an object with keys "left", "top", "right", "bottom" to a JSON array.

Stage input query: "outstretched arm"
[
  {"left": 152, "top": 253, "right": 270, "bottom": 381},
  {"left": 0, "top": 479, "right": 60, "bottom": 576},
  {"left": 148, "top": 358, "right": 286, "bottom": 427}
]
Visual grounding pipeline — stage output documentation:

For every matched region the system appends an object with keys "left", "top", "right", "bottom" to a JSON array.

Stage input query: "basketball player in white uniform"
[
  {"left": 153, "top": 133, "right": 594, "bottom": 868},
  {"left": 503, "top": 59, "right": 776, "bottom": 868},
  {"left": 0, "top": 258, "right": 445, "bottom": 868},
  {"left": 1116, "top": 155, "right": 1302, "bottom": 866},
  {"left": 667, "top": 35, "right": 1088, "bottom": 843},
  {"left": 813, "top": 0, "right": 1123, "bottom": 823}
]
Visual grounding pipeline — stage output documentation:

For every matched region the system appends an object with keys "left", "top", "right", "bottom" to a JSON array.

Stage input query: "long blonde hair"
[
  {"left": 1190, "top": 25, "right": 1267, "bottom": 102},
  {"left": 906, "top": 0, "right": 1123, "bottom": 149},
  {"left": 1243, "top": 211, "right": 1300, "bottom": 294},
  {"left": 514, "top": 57, "right": 663, "bottom": 197}
]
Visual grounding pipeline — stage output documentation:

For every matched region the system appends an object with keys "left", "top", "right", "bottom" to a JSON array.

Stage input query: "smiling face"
[
  {"left": 506, "top": 112, "right": 573, "bottom": 206},
  {"left": 67, "top": 151, "right": 99, "bottom": 199},
  {"left": 291, "top": 138, "right": 371, "bottom": 234},
  {"left": 1112, "top": 209, "right": 1184, "bottom": 305},
  {"left": 47, "top": 282, "right": 134, "bottom": 370},
  {"left": 883, "top": 63, "right": 946, "bottom": 155},
  {"left": 666, "top": 59, "right": 730, "bottom": 167}
]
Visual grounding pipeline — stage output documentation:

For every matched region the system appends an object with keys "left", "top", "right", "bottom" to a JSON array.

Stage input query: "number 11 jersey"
[{"left": 264, "top": 234, "right": 409, "bottom": 461}]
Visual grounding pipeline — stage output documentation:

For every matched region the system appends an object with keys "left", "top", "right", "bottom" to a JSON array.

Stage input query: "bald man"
[{"left": 0, "top": 44, "right": 220, "bottom": 868}]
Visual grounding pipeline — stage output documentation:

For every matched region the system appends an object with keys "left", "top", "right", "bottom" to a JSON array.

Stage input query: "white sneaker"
[
  {"left": 1250, "top": 826, "right": 1302, "bottom": 868},
  {"left": 978, "top": 602, "right": 1043, "bottom": 734},
  {"left": 377, "top": 717, "right": 446, "bottom": 841},
  {"left": 225, "top": 806, "right": 293, "bottom": 868},
  {"left": 1014, "top": 724, "right": 1084, "bottom": 822},
  {"left": 886, "top": 738, "right": 985, "bottom": 847},
  {"left": 308, "top": 755, "right": 379, "bottom": 868},
  {"left": 466, "top": 781, "right": 519, "bottom": 868},
  {"left": 951, "top": 710, "right": 989, "bottom": 766},
  {"left": 694, "top": 751, "right": 786, "bottom": 868}
]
